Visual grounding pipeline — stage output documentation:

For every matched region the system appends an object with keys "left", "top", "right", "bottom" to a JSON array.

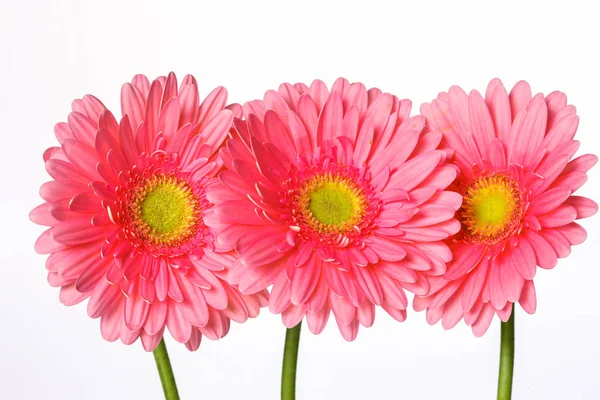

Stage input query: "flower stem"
[
  {"left": 153, "top": 339, "right": 180, "bottom": 400},
  {"left": 497, "top": 305, "right": 515, "bottom": 400},
  {"left": 281, "top": 322, "right": 302, "bottom": 400}
]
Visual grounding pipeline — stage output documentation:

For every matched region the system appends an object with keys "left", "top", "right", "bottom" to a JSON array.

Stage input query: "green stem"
[
  {"left": 281, "top": 322, "right": 302, "bottom": 400},
  {"left": 153, "top": 339, "right": 180, "bottom": 400},
  {"left": 497, "top": 305, "right": 515, "bottom": 400}
]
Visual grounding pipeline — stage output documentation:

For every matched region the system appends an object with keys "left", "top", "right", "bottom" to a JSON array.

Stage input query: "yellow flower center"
[
  {"left": 459, "top": 174, "right": 523, "bottom": 244},
  {"left": 129, "top": 175, "right": 200, "bottom": 246},
  {"left": 297, "top": 173, "right": 367, "bottom": 234}
]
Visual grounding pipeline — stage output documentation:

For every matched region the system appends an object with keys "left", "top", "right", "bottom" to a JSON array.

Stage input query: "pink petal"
[
  {"left": 389, "top": 151, "right": 442, "bottom": 191},
  {"left": 30, "top": 203, "right": 59, "bottom": 226},
  {"left": 468, "top": 90, "right": 495, "bottom": 154},
  {"left": 564, "top": 196, "right": 598, "bottom": 219},
  {"left": 488, "top": 262, "right": 507, "bottom": 310},
  {"left": 508, "top": 81, "right": 532, "bottom": 119},
  {"left": 519, "top": 280, "right": 537, "bottom": 314},
  {"left": 238, "top": 264, "right": 282, "bottom": 295},
  {"left": 141, "top": 329, "right": 165, "bottom": 352},
  {"left": 316, "top": 93, "right": 343, "bottom": 145},
  {"left": 365, "top": 93, "right": 394, "bottom": 138},
  {"left": 499, "top": 254, "right": 524, "bottom": 302},
  {"left": 124, "top": 296, "right": 150, "bottom": 331},
  {"left": 196, "top": 271, "right": 228, "bottom": 310},
  {"left": 281, "top": 304, "right": 306, "bottom": 328},
  {"left": 157, "top": 97, "right": 181, "bottom": 143},
  {"left": 369, "top": 236, "right": 407, "bottom": 262},
  {"left": 472, "top": 303, "right": 495, "bottom": 337},
  {"left": 200, "top": 308, "right": 230, "bottom": 340},
  {"left": 264, "top": 110, "right": 296, "bottom": 159},
  {"left": 377, "top": 262, "right": 417, "bottom": 283},
  {"left": 290, "top": 260, "right": 321, "bottom": 306},
  {"left": 198, "top": 86, "right": 228, "bottom": 129},
  {"left": 336, "top": 318, "right": 359, "bottom": 342},
  {"left": 269, "top": 273, "right": 292, "bottom": 314},
  {"left": 448, "top": 86, "right": 471, "bottom": 135},
  {"left": 166, "top": 302, "right": 192, "bottom": 343},
  {"left": 538, "top": 205, "right": 577, "bottom": 228},
  {"left": 488, "top": 139, "right": 507, "bottom": 170},
  {"left": 329, "top": 293, "right": 355, "bottom": 326},
  {"left": 510, "top": 99, "right": 547, "bottom": 169},
  {"left": 67, "top": 112, "right": 97, "bottom": 147},
  {"left": 180, "top": 279, "right": 209, "bottom": 327},
  {"left": 540, "top": 229, "right": 571, "bottom": 258},
  {"left": 382, "top": 303, "right": 407, "bottom": 323},
  {"left": 131, "top": 74, "right": 151, "bottom": 96},
  {"left": 564, "top": 153, "right": 597, "bottom": 175},
  {"left": 441, "top": 292, "right": 463, "bottom": 330},
  {"left": 53, "top": 219, "right": 107, "bottom": 245},
  {"left": 62, "top": 139, "right": 101, "bottom": 181},
  {"left": 486, "top": 80, "right": 511, "bottom": 141},
  {"left": 356, "top": 301, "right": 375, "bottom": 328},
  {"left": 556, "top": 223, "right": 587, "bottom": 245},
  {"left": 353, "top": 266, "right": 383, "bottom": 305},
  {"left": 184, "top": 329, "right": 202, "bottom": 351},
  {"left": 45, "top": 159, "right": 90, "bottom": 184},
  {"left": 40, "top": 180, "right": 88, "bottom": 203},
  {"left": 353, "top": 118, "right": 374, "bottom": 166},
  {"left": 161, "top": 72, "right": 179, "bottom": 107},
  {"left": 524, "top": 231, "right": 557, "bottom": 269},
  {"left": 462, "top": 259, "right": 489, "bottom": 312},
  {"left": 59, "top": 283, "right": 89, "bottom": 306},
  {"left": 378, "top": 273, "right": 407, "bottom": 309},
  {"left": 402, "top": 204, "right": 456, "bottom": 228},
  {"left": 100, "top": 307, "right": 123, "bottom": 342},
  {"left": 88, "top": 277, "right": 123, "bottom": 318},
  {"left": 529, "top": 187, "right": 571, "bottom": 215},
  {"left": 144, "top": 301, "right": 168, "bottom": 336},
  {"left": 69, "top": 193, "right": 103, "bottom": 213},
  {"left": 120, "top": 83, "right": 145, "bottom": 133},
  {"left": 443, "top": 244, "right": 486, "bottom": 281},
  {"left": 511, "top": 238, "right": 536, "bottom": 279},
  {"left": 179, "top": 81, "right": 200, "bottom": 126},
  {"left": 75, "top": 258, "right": 111, "bottom": 293},
  {"left": 543, "top": 114, "right": 579, "bottom": 152},
  {"left": 306, "top": 306, "right": 331, "bottom": 335}
]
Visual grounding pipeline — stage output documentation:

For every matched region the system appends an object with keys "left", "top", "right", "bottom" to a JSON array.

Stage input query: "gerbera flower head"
[
  {"left": 30, "top": 73, "right": 267, "bottom": 351},
  {"left": 209, "top": 78, "right": 462, "bottom": 340},
  {"left": 415, "top": 79, "right": 598, "bottom": 336}
]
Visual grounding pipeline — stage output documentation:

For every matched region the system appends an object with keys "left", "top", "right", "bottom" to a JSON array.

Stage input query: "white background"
[{"left": 1, "top": 0, "right": 599, "bottom": 399}]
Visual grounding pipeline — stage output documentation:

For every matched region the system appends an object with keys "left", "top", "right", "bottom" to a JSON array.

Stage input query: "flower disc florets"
[
  {"left": 283, "top": 158, "right": 381, "bottom": 247},
  {"left": 459, "top": 173, "right": 524, "bottom": 245},
  {"left": 113, "top": 152, "right": 212, "bottom": 259}
]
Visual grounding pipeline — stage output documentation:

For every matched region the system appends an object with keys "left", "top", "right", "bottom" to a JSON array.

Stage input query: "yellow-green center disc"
[
  {"left": 297, "top": 174, "right": 367, "bottom": 234},
  {"left": 130, "top": 176, "right": 199, "bottom": 246},
  {"left": 460, "top": 174, "right": 523, "bottom": 243},
  {"left": 308, "top": 180, "right": 361, "bottom": 226},
  {"left": 141, "top": 183, "right": 194, "bottom": 234}
]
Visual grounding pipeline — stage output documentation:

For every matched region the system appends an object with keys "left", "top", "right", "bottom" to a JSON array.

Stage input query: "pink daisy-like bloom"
[
  {"left": 208, "top": 78, "right": 462, "bottom": 340},
  {"left": 414, "top": 79, "right": 598, "bottom": 336},
  {"left": 30, "top": 73, "right": 267, "bottom": 351}
]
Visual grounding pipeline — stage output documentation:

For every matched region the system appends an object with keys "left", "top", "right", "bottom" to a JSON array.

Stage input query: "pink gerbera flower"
[
  {"left": 30, "top": 73, "right": 267, "bottom": 351},
  {"left": 414, "top": 79, "right": 598, "bottom": 336},
  {"left": 208, "top": 78, "right": 462, "bottom": 340}
]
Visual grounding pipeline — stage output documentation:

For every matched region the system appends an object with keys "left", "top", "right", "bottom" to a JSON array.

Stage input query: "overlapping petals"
[
  {"left": 208, "top": 78, "right": 462, "bottom": 340},
  {"left": 415, "top": 79, "right": 598, "bottom": 336},
  {"left": 30, "top": 73, "right": 267, "bottom": 351}
]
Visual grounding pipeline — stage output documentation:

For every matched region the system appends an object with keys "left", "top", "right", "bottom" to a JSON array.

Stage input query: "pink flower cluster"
[{"left": 31, "top": 74, "right": 597, "bottom": 350}]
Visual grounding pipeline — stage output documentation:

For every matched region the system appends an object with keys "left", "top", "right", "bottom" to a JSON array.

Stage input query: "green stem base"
[
  {"left": 497, "top": 305, "right": 515, "bottom": 400},
  {"left": 153, "top": 339, "right": 180, "bottom": 400},
  {"left": 281, "top": 322, "right": 302, "bottom": 400}
]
